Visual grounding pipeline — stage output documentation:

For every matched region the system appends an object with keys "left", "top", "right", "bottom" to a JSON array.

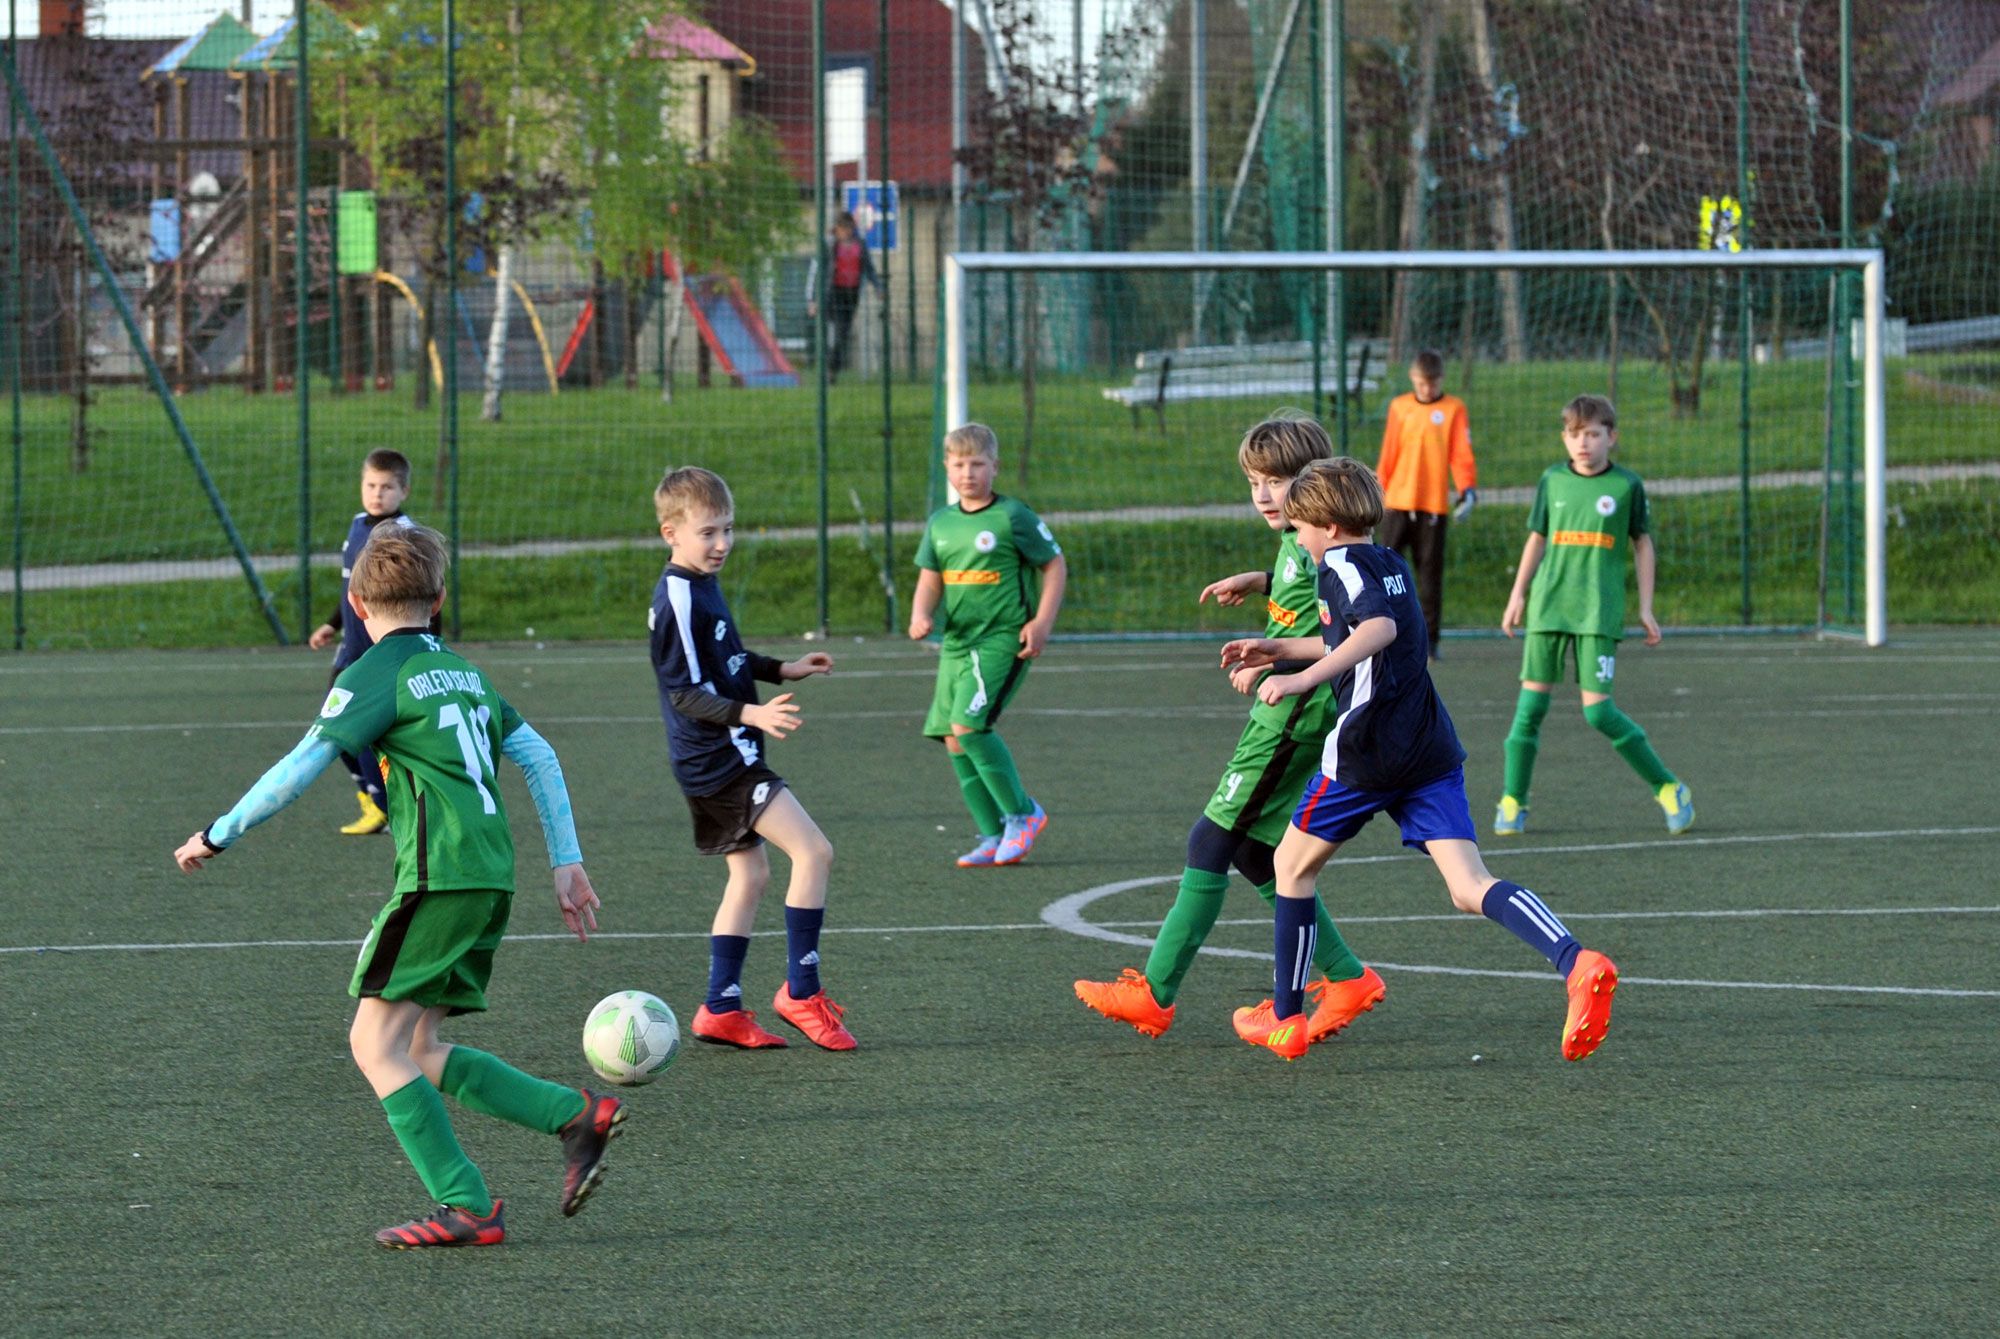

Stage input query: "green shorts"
[
  {"left": 1202, "top": 713, "right": 1326, "bottom": 848},
  {"left": 1521, "top": 631, "right": 1622, "bottom": 695},
  {"left": 923, "top": 637, "right": 1031, "bottom": 738},
  {"left": 350, "top": 888, "right": 511, "bottom": 1014}
]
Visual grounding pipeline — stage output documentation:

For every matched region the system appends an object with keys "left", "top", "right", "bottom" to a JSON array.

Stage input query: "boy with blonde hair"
[
  {"left": 175, "top": 524, "right": 626, "bottom": 1248},
  {"left": 309, "top": 448, "right": 424, "bottom": 835},
  {"left": 1495, "top": 395, "right": 1693, "bottom": 836},
  {"left": 1075, "top": 413, "right": 1383, "bottom": 1042},
  {"left": 909, "top": 423, "right": 1066, "bottom": 867},
  {"left": 1223, "top": 458, "right": 1618, "bottom": 1063},
  {"left": 650, "top": 467, "right": 855, "bottom": 1051}
]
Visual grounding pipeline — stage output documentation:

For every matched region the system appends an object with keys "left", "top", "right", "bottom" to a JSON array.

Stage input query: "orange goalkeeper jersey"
[{"left": 1377, "top": 392, "right": 1476, "bottom": 515}]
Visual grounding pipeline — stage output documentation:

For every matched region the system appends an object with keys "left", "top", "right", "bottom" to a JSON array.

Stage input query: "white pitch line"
[{"left": 1038, "top": 873, "right": 2000, "bottom": 1000}]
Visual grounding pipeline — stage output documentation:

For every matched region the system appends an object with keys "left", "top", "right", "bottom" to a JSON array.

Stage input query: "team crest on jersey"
[
  {"left": 1284, "top": 556, "right": 1299, "bottom": 583},
  {"left": 1430, "top": 408, "right": 1446, "bottom": 425},
  {"left": 1318, "top": 599, "right": 1332, "bottom": 625},
  {"left": 1596, "top": 494, "right": 1616, "bottom": 516},
  {"left": 320, "top": 687, "right": 353, "bottom": 718},
  {"left": 974, "top": 530, "right": 998, "bottom": 553}
]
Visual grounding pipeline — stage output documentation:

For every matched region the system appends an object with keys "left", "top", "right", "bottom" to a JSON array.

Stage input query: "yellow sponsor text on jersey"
[
  {"left": 1551, "top": 529, "right": 1616, "bottom": 549},
  {"left": 1266, "top": 599, "right": 1299, "bottom": 628},
  {"left": 942, "top": 569, "right": 1002, "bottom": 585}
]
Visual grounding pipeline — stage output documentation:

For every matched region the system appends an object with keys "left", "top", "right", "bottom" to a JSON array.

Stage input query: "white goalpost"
[{"left": 943, "top": 248, "right": 1889, "bottom": 646}]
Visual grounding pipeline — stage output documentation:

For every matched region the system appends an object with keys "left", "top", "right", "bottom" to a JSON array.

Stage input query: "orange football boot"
[
  {"left": 1305, "top": 965, "right": 1386, "bottom": 1043},
  {"left": 691, "top": 1004, "right": 789, "bottom": 1049},
  {"left": 1073, "top": 968, "right": 1176, "bottom": 1038},
  {"left": 1232, "top": 999, "right": 1311, "bottom": 1061},
  {"left": 1562, "top": 949, "right": 1619, "bottom": 1061},
  {"left": 773, "top": 983, "right": 857, "bottom": 1051}
]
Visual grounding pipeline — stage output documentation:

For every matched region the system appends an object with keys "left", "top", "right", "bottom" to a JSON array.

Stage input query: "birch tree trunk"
[
  {"left": 1387, "top": 0, "right": 1444, "bottom": 366},
  {"left": 659, "top": 275, "right": 686, "bottom": 404},
  {"left": 479, "top": 244, "right": 513, "bottom": 421},
  {"left": 1469, "top": 0, "right": 1525, "bottom": 363}
]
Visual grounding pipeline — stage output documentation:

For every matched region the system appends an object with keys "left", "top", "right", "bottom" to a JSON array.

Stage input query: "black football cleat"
[{"left": 559, "top": 1090, "right": 627, "bottom": 1217}]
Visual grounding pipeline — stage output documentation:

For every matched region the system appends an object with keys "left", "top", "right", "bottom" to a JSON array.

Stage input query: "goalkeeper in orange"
[{"left": 1376, "top": 349, "right": 1477, "bottom": 659}]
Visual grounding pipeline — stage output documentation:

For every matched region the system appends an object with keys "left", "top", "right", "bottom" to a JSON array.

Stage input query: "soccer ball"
[{"left": 582, "top": 990, "right": 681, "bottom": 1086}]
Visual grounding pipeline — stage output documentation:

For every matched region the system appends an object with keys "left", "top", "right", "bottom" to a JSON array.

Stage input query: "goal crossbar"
[{"left": 942, "top": 248, "right": 1889, "bottom": 646}]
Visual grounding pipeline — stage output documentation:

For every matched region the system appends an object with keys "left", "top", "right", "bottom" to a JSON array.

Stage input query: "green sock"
[
  {"left": 439, "top": 1046, "right": 586, "bottom": 1136},
  {"left": 958, "top": 729, "right": 1032, "bottom": 816},
  {"left": 1142, "top": 868, "right": 1229, "bottom": 1005},
  {"left": 1503, "top": 688, "right": 1551, "bottom": 802},
  {"left": 1584, "top": 699, "right": 1675, "bottom": 789},
  {"left": 948, "top": 749, "right": 1005, "bottom": 837},
  {"left": 380, "top": 1075, "right": 491, "bottom": 1214},
  {"left": 1256, "top": 880, "right": 1365, "bottom": 982}
]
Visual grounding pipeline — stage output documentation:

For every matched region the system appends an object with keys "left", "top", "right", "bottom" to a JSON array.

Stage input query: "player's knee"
[{"left": 797, "top": 829, "right": 834, "bottom": 873}]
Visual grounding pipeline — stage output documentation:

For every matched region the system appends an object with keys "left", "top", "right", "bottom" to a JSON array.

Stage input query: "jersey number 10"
[{"left": 437, "top": 702, "right": 499, "bottom": 814}]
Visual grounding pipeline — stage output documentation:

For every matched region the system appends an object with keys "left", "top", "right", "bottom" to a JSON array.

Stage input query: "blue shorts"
[{"left": 1290, "top": 765, "right": 1477, "bottom": 851}]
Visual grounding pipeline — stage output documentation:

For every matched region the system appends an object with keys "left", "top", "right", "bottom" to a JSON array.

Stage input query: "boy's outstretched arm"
[
  {"left": 499, "top": 721, "right": 598, "bottom": 942},
  {"left": 1633, "top": 533, "right": 1662, "bottom": 645},
  {"left": 1220, "top": 634, "right": 1324, "bottom": 671},
  {"left": 1255, "top": 617, "right": 1397, "bottom": 706},
  {"left": 1019, "top": 554, "right": 1067, "bottom": 659},
  {"left": 1198, "top": 570, "right": 1268, "bottom": 606},
  {"left": 1501, "top": 533, "right": 1548, "bottom": 638},
  {"left": 173, "top": 732, "right": 342, "bottom": 870}
]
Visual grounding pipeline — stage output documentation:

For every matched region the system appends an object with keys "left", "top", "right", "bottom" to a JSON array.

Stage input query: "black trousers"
[
  {"left": 1377, "top": 508, "right": 1449, "bottom": 654},
  {"left": 827, "top": 285, "right": 861, "bottom": 375}
]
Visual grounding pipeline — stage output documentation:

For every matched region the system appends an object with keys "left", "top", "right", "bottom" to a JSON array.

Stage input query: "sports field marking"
[{"left": 1039, "top": 876, "right": 2000, "bottom": 1000}]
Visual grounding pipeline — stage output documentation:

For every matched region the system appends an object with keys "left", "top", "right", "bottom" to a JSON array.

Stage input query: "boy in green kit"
[
  {"left": 909, "top": 423, "right": 1066, "bottom": 866},
  {"left": 173, "top": 524, "right": 626, "bottom": 1249},
  {"left": 1496, "top": 394, "right": 1694, "bottom": 836},
  {"left": 1074, "top": 413, "right": 1382, "bottom": 1042}
]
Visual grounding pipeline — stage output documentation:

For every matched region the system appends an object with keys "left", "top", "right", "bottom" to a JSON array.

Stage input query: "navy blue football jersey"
[
  {"left": 330, "top": 511, "right": 417, "bottom": 669},
  {"left": 1312, "top": 542, "right": 1465, "bottom": 792},
  {"left": 649, "top": 563, "right": 771, "bottom": 797}
]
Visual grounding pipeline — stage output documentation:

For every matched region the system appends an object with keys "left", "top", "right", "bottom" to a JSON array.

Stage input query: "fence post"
[{"left": 296, "top": 0, "right": 313, "bottom": 641}]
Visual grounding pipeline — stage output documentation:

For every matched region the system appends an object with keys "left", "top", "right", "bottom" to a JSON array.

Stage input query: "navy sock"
[
  {"left": 705, "top": 934, "right": 750, "bottom": 1013},
  {"left": 1273, "top": 894, "right": 1319, "bottom": 1019},
  {"left": 784, "top": 905, "right": 825, "bottom": 1000},
  {"left": 1480, "top": 881, "right": 1582, "bottom": 976}
]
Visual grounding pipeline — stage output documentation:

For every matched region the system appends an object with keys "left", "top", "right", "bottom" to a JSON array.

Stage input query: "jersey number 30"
[{"left": 437, "top": 702, "right": 499, "bottom": 814}]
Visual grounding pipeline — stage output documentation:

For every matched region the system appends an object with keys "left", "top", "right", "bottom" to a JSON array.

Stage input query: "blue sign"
[{"left": 842, "top": 180, "right": 899, "bottom": 252}]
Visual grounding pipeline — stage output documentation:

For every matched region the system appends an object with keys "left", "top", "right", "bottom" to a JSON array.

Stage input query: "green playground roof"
[
  {"left": 142, "top": 12, "right": 259, "bottom": 80},
  {"left": 234, "top": 1, "right": 356, "bottom": 73}
]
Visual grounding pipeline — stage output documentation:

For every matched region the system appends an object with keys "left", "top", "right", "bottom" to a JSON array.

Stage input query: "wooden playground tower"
[{"left": 139, "top": 5, "right": 384, "bottom": 393}]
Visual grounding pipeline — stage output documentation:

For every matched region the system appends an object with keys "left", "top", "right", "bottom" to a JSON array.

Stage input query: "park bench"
[{"left": 1103, "top": 340, "right": 1379, "bottom": 430}]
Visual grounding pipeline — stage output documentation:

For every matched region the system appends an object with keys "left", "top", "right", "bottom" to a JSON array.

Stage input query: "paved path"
[{"left": 7, "top": 461, "right": 1996, "bottom": 594}]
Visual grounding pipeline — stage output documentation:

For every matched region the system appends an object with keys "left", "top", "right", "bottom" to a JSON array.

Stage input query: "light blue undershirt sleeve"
[
  {"left": 208, "top": 733, "right": 342, "bottom": 848},
  {"left": 500, "top": 721, "right": 583, "bottom": 868}
]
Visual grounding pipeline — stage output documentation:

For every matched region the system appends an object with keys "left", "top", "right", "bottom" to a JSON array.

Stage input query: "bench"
[{"left": 1103, "top": 340, "right": 1380, "bottom": 431}]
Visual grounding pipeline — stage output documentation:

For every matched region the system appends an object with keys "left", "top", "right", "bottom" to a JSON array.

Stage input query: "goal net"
[{"left": 944, "top": 248, "right": 1894, "bottom": 646}]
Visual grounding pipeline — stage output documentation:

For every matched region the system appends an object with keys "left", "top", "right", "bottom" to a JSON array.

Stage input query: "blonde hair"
[
  {"left": 1237, "top": 411, "right": 1333, "bottom": 478},
  {"left": 1562, "top": 394, "right": 1617, "bottom": 432},
  {"left": 349, "top": 523, "right": 447, "bottom": 618},
  {"left": 654, "top": 466, "right": 735, "bottom": 527},
  {"left": 1282, "top": 458, "right": 1384, "bottom": 534},
  {"left": 943, "top": 422, "right": 1000, "bottom": 460}
]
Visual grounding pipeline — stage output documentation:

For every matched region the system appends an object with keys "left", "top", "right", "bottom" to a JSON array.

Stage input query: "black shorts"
[{"left": 686, "top": 764, "right": 787, "bottom": 855}]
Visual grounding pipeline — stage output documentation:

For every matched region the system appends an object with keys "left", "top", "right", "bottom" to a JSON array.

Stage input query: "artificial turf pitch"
[{"left": 3, "top": 633, "right": 1996, "bottom": 1334}]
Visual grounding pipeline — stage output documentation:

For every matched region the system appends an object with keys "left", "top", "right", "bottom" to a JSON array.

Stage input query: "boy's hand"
[
  {"left": 172, "top": 831, "right": 222, "bottom": 872},
  {"left": 1257, "top": 674, "right": 1300, "bottom": 706},
  {"left": 308, "top": 623, "right": 338, "bottom": 650},
  {"left": 1228, "top": 663, "right": 1262, "bottom": 696},
  {"left": 743, "top": 693, "right": 802, "bottom": 739},
  {"left": 552, "top": 863, "right": 599, "bottom": 943},
  {"left": 1452, "top": 489, "right": 1478, "bottom": 522},
  {"left": 1199, "top": 572, "right": 1263, "bottom": 607},
  {"left": 1639, "top": 609, "right": 1662, "bottom": 646},
  {"left": 1501, "top": 593, "right": 1526, "bottom": 638},
  {"left": 783, "top": 652, "right": 834, "bottom": 680},
  {"left": 1018, "top": 618, "right": 1054, "bottom": 659},
  {"left": 908, "top": 612, "right": 933, "bottom": 640},
  {"left": 1221, "top": 637, "right": 1279, "bottom": 670}
]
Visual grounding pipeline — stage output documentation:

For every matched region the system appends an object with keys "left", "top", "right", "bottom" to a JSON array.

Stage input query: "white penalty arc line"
[{"left": 1039, "top": 873, "right": 2000, "bottom": 1001}]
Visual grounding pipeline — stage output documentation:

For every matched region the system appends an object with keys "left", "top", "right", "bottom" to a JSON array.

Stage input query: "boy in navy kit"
[
  {"left": 1221, "top": 458, "right": 1618, "bottom": 1063},
  {"left": 649, "top": 466, "right": 856, "bottom": 1052},
  {"left": 309, "top": 448, "right": 422, "bottom": 836}
]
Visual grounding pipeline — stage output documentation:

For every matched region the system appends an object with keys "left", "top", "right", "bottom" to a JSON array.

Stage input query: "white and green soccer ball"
[{"left": 582, "top": 990, "right": 681, "bottom": 1086}]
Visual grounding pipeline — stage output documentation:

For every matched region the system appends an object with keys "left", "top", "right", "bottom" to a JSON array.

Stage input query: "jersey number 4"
[{"left": 437, "top": 702, "right": 499, "bottom": 814}]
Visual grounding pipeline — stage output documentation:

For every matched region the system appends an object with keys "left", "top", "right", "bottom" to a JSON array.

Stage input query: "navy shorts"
[{"left": 1290, "top": 765, "right": 1477, "bottom": 851}]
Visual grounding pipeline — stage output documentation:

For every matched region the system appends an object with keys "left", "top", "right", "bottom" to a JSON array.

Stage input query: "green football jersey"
[
  {"left": 312, "top": 627, "right": 524, "bottom": 893},
  {"left": 1524, "top": 461, "right": 1650, "bottom": 639},
  {"left": 915, "top": 494, "right": 1061, "bottom": 650},
  {"left": 1248, "top": 527, "right": 1335, "bottom": 740}
]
